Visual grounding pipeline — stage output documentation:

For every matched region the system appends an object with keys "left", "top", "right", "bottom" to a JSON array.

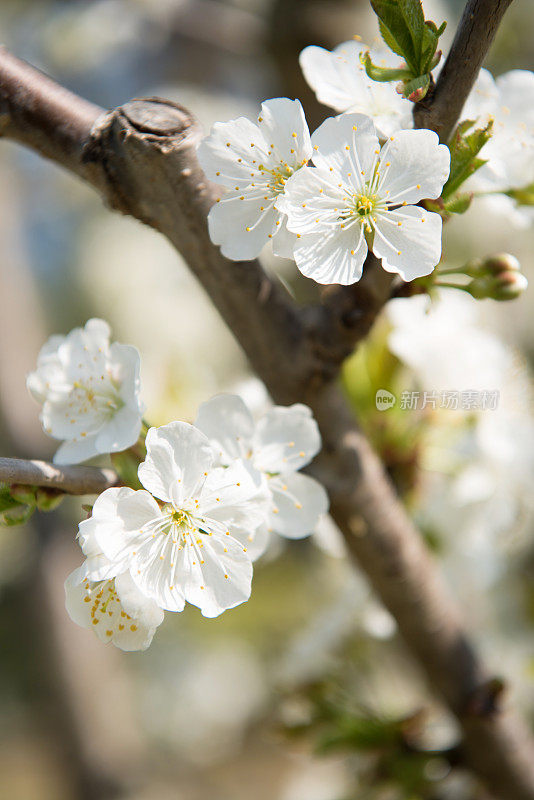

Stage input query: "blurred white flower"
[
  {"left": 278, "top": 114, "right": 449, "bottom": 284},
  {"left": 65, "top": 569, "right": 164, "bottom": 652},
  {"left": 85, "top": 422, "right": 268, "bottom": 618},
  {"left": 300, "top": 39, "right": 413, "bottom": 138},
  {"left": 387, "top": 292, "right": 509, "bottom": 391},
  {"left": 195, "top": 394, "right": 328, "bottom": 549},
  {"left": 463, "top": 69, "right": 534, "bottom": 225},
  {"left": 27, "top": 318, "right": 144, "bottom": 464},
  {"left": 197, "top": 98, "right": 312, "bottom": 260},
  {"left": 464, "top": 69, "right": 534, "bottom": 193}
]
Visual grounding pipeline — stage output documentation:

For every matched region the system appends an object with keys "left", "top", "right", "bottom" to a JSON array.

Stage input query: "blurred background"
[{"left": 0, "top": 1, "right": 533, "bottom": 798}]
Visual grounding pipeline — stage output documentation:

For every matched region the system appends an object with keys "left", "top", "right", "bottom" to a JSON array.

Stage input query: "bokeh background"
[{"left": 0, "top": 1, "right": 533, "bottom": 798}]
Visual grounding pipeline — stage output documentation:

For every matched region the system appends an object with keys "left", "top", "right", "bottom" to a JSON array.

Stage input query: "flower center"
[
  {"left": 352, "top": 191, "right": 378, "bottom": 218},
  {"left": 71, "top": 377, "right": 124, "bottom": 415},
  {"left": 258, "top": 163, "right": 294, "bottom": 195}
]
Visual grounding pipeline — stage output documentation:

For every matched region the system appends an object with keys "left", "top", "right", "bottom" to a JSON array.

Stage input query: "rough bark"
[{"left": 0, "top": 457, "right": 119, "bottom": 495}]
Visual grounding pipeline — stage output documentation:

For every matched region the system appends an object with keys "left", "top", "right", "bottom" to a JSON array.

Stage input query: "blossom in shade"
[
  {"left": 85, "top": 422, "right": 268, "bottom": 618},
  {"left": 463, "top": 69, "right": 534, "bottom": 194},
  {"left": 197, "top": 98, "right": 312, "bottom": 260},
  {"left": 300, "top": 40, "right": 413, "bottom": 138},
  {"left": 65, "top": 570, "right": 164, "bottom": 652},
  {"left": 195, "top": 394, "right": 328, "bottom": 549},
  {"left": 277, "top": 113, "right": 450, "bottom": 285},
  {"left": 27, "top": 319, "right": 144, "bottom": 465}
]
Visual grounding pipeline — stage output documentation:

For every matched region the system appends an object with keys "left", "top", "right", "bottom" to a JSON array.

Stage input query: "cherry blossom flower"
[
  {"left": 463, "top": 69, "right": 534, "bottom": 194},
  {"left": 27, "top": 318, "right": 144, "bottom": 465},
  {"left": 197, "top": 98, "right": 312, "bottom": 260},
  {"left": 195, "top": 395, "right": 329, "bottom": 549},
  {"left": 300, "top": 40, "right": 413, "bottom": 138},
  {"left": 84, "top": 422, "right": 269, "bottom": 618},
  {"left": 277, "top": 113, "right": 450, "bottom": 284},
  {"left": 65, "top": 570, "right": 164, "bottom": 652}
]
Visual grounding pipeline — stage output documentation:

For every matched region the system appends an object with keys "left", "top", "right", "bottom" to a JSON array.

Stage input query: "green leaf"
[
  {"left": 361, "top": 51, "right": 412, "bottom": 83},
  {"left": 401, "top": 72, "right": 430, "bottom": 101},
  {"left": 505, "top": 182, "right": 534, "bottom": 206},
  {"left": 371, "top": 0, "right": 446, "bottom": 80},
  {"left": 442, "top": 118, "right": 493, "bottom": 199},
  {"left": 444, "top": 192, "right": 473, "bottom": 214}
]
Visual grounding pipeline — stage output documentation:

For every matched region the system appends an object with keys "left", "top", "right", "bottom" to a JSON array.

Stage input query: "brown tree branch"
[
  {"left": 1, "top": 10, "right": 534, "bottom": 796},
  {"left": 0, "top": 457, "right": 119, "bottom": 495},
  {"left": 413, "top": 0, "right": 514, "bottom": 140}
]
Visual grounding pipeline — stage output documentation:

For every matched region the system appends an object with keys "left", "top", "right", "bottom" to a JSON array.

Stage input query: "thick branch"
[
  {"left": 2, "top": 30, "right": 534, "bottom": 798},
  {"left": 414, "top": 0, "right": 514, "bottom": 139},
  {"left": 0, "top": 457, "right": 119, "bottom": 495}
]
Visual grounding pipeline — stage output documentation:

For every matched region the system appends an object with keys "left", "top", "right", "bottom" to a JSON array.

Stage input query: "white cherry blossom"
[
  {"left": 463, "top": 69, "right": 534, "bottom": 195},
  {"left": 65, "top": 569, "right": 164, "bottom": 652},
  {"left": 86, "top": 423, "right": 268, "bottom": 618},
  {"left": 197, "top": 98, "right": 312, "bottom": 260},
  {"left": 300, "top": 40, "right": 413, "bottom": 138},
  {"left": 277, "top": 113, "right": 450, "bottom": 285},
  {"left": 195, "top": 395, "right": 329, "bottom": 548},
  {"left": 27, "top": 318, "right": 144, "bottom": 465}
]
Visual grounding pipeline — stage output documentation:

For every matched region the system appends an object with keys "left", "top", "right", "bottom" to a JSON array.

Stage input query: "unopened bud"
[
  {"left": 408, "top": 86, "right": 427, "bottom": 103},
  {"left": 35, "top": 487, "right": 64, "bottom": 511},
  {"left": 467, "top": 270, "right": 528, "bottom": 301},
  {"left": 463, "top": 253, "right": 521, "bottom": 278},
  {"left": 9, "top": 484, "right": 37, "bottom": 506}
]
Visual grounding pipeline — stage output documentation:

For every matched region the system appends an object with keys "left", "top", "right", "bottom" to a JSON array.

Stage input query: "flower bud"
[{"left": 467, "top": 270, "right": 528, "bottom": 301}]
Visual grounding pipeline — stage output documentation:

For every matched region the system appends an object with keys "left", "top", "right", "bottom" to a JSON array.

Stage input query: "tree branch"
[
  {"left": 0, "top": 457, "right": 119, "bottom": 495},
  {"left": 413, "top": 0, "right": 514, "bottom": 139},
  {"left": 1, "top": 13, "right": 534, "bottom": 796}
]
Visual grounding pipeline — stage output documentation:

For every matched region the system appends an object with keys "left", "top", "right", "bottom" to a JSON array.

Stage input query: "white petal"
[
  {"left": 207, "top": 193, "right": 278, "bottom": 261},
  {"left": 269, "top": 472, "right": 329, "bottom": 538},
  {"left": 93, "top": 488, "right": 162, "bottom": 563},
  {"left": 53, "top": 435, "right": 99, "bottom": 465},
  {"left": 197, "top": 116, "right": 270, "bottom": 187},
  {"left": 311, "top": 113, "right": 379, "bottom": 184},
  {"left": 257, "top": 98, "right": 312, "bottom": 166},
  {"left": 194, "top": 394, "right": 254, "bottom": 464},
  {"left": 230, "top": 522, "right": 270, "bottom": 561},
  {"left": 277, "top": 166, "right": 347, "bottom": 235},
  {"left": 254, "top": 404, "right": 322, "bottom": 472},
  {"left": 377, "top": 130, "right": 450, "bottom": 205},
  {"left": 64, "top": 570, "right": 163, "bottom": 651},
  {"left": 293, "top": 225, "right": 368, "bottom": 285},
  {"left": 115, "top": 571, "right": 164, "bottom": 631},
  {"left": 462, "top": 68, "right": 498, "bottom": 119},
  {"left": 300, "top": 42, "right": 369, "bottom": 112},
  {"left": 271, "top": 217, "right": 298, "bottom": 259},
  {"left": 139, "top": 422, "right": 214, "bottom": 504},
  {"left": 110, "top": 342, "right": 144, "bottom": 413},
  {"left": 198, "top": 461, "right": 267, "bottom": 523},
  {"left": 373, "top": 205, "right": 442, "bottom": 280},
  {"left": 178, "top": 533, "right": 253, "bottom": 617},
  {"left": 95, "top": 405, "right": 142, "bottom": 454}
]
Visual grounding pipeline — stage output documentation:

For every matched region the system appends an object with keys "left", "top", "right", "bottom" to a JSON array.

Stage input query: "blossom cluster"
[
  {"left": 27, "top": 321, "right": 328, "bottom": 651},
  {"left": 198, "top": 38, "right": 533, "bottom": 285}
]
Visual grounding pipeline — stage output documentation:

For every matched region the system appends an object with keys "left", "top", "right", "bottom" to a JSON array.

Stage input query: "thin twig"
[
  {"left": 0, "top": 457, "right": 119, "bottom": 495},
  {"left": 413, "top": 0, "right": 514, "bottom": 140}
]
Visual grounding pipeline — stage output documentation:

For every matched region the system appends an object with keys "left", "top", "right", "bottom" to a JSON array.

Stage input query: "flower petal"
[
  {"left": 276, "top": 166, "right": 346, "bottom": 235},
  {"left": 139, "top": 422, "right": 214, "bottom": 504},
  {"left": 207, "top": 193, "right": 278, "bottom": 261},
  {"left": 311, "top": 112, "right": 379, "bottom": 185},
  {"left": 269, "top": 472, "right": 329, "bottom": 538},
  {"left": 254, "top": 404, "right": 322, "bottom": 473},
  {"left": 377, "top": 130, "right": 450, "bottom": 205},
  {"left": 65, "top": 570, "right": 164, "bottom": 651},
  {"left": 178, "top": 533, "right": 253, "bottom": 617},
  {"left": 194, "top": 394, "right": 254, "bottom": 465},
  {"left": 197, "top": 116, "right": 270, "bottom": 187},
  {"left": 373, "top": 205, "right": 443, "bottom": 280},
  {"left": 293, "top": 225, "right": 368, "bottom": 286},
  {"left": 53, "top": 435, "right": 99, "bottom": 465},
  {"left": 257, "top": 98, "right": 312, "bottom": 165}
]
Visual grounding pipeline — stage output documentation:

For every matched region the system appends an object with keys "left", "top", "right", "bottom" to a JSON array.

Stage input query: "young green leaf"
[{"left": 442, "top": 118, "right": 493, "bottom": 199}]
